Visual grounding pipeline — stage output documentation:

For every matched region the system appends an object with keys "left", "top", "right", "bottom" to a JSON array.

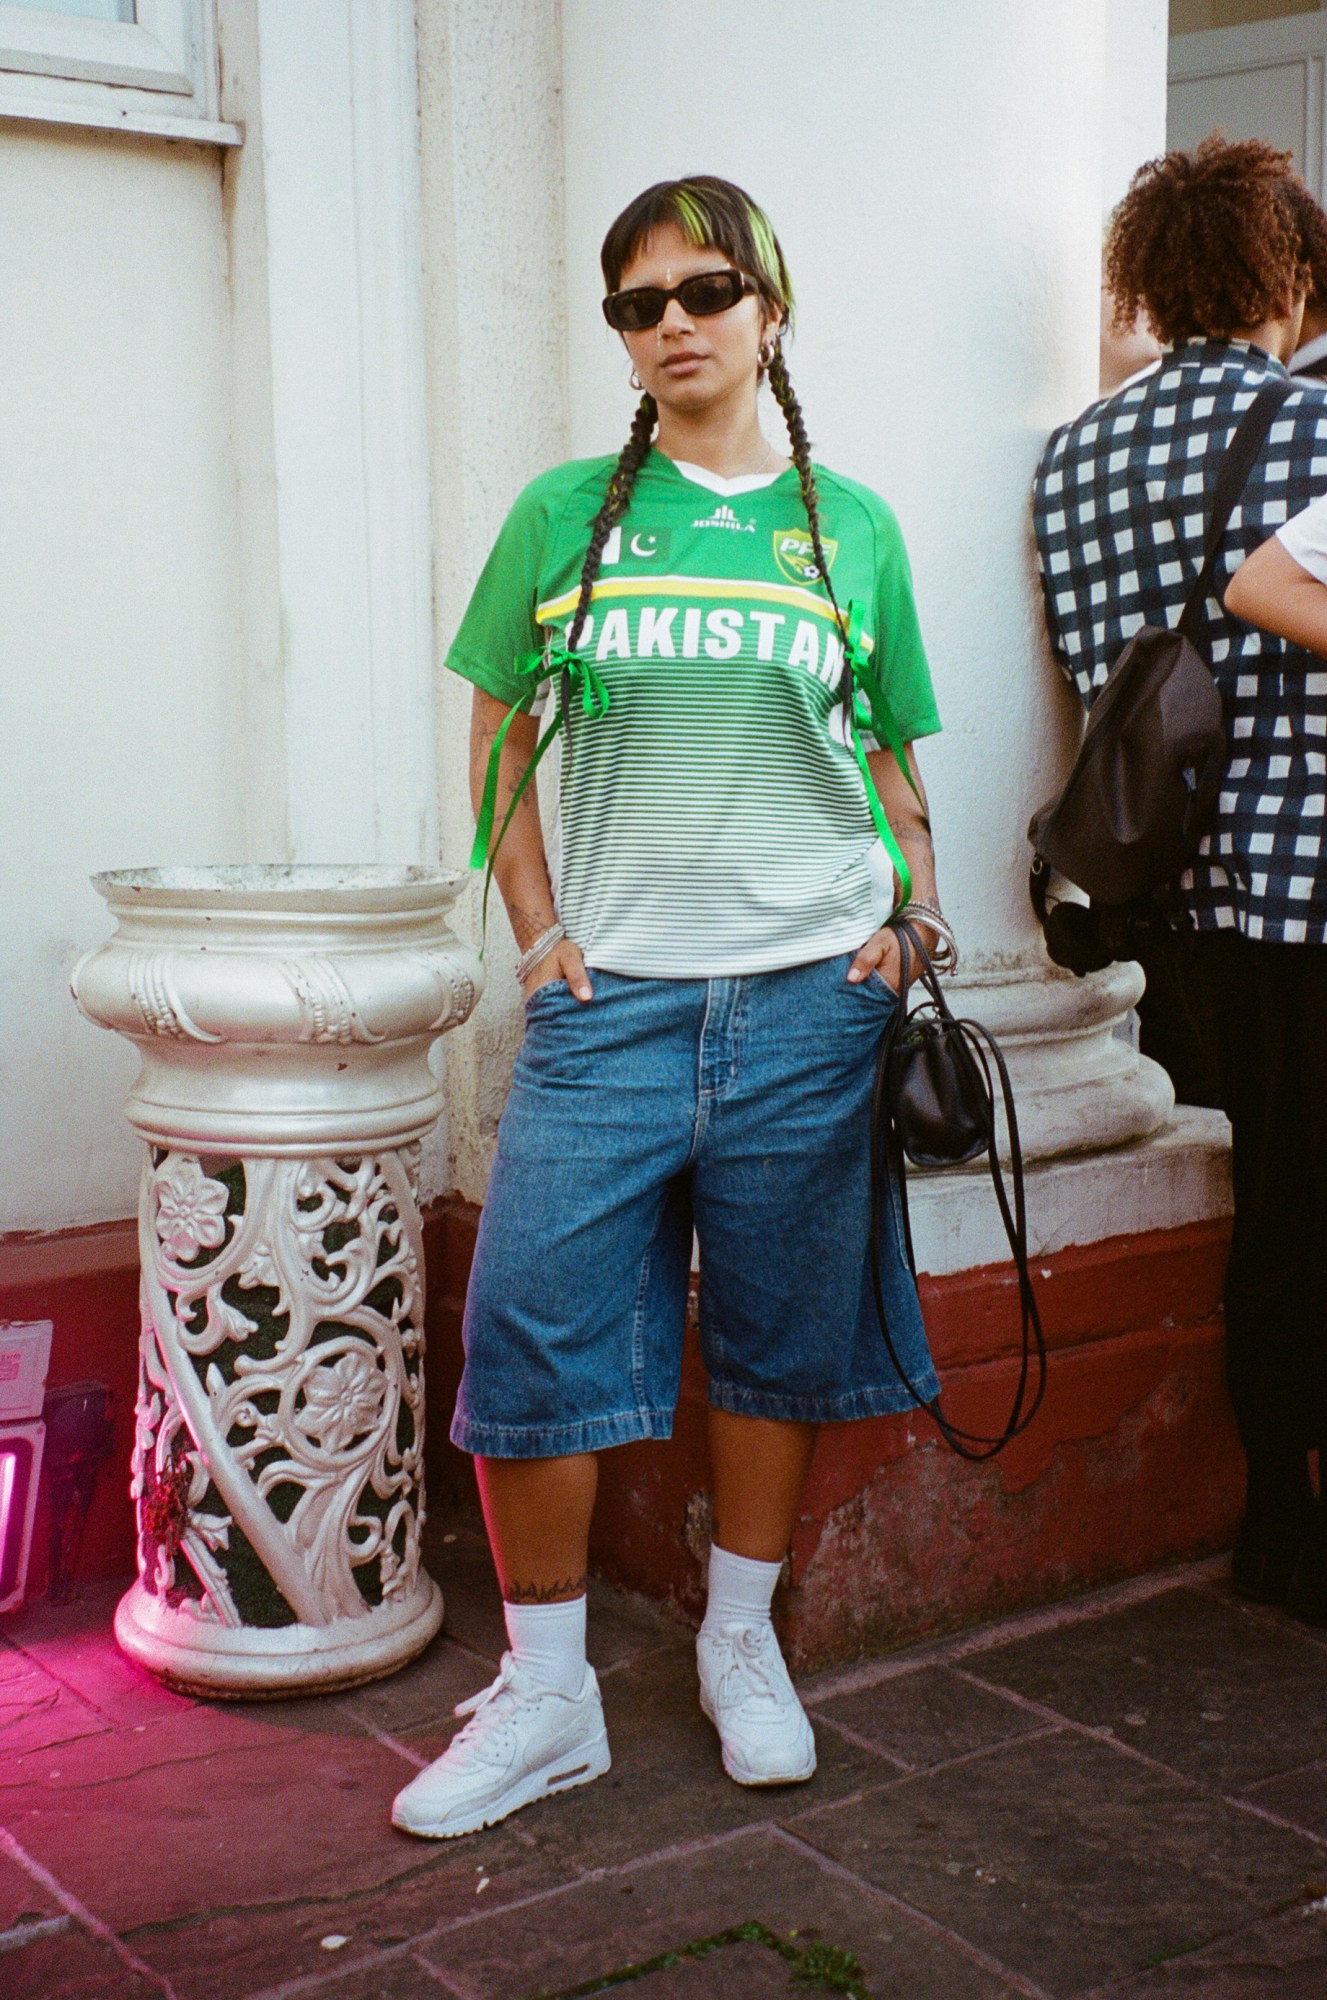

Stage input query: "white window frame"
[{"left": 0, "top": 0, "right": 240, "bottom": 143}]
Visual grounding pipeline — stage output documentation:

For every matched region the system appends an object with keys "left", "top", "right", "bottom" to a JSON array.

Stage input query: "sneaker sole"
[
  {"left": 698, "top": 1688, "right": 816, "bottom": 1787},
  {"left": 391, "top": 1725, "right": 611, "bottom": 1839}
]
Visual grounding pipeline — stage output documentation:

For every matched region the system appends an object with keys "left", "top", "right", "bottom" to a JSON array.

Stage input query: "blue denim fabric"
[{"left": 452, "top": 951, "right": 940, "bottom": 1459}]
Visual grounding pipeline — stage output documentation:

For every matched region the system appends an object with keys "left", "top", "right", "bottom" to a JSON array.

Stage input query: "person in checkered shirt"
[{"left": 1033, "top": 137, "right": 1327, "bottom": 1625}]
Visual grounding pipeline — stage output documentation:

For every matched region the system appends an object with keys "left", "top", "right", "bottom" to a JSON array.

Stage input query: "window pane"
[{"left": 2, "top": 1, "right": 136, "bottom": 20}]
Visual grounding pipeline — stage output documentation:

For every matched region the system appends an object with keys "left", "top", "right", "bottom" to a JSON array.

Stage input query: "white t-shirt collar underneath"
[{"left": 668, "top": 458, "right": 785, "bottom": 497}]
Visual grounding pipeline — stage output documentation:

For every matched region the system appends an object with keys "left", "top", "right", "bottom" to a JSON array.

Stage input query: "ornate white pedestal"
[{"left": 71, "top": 867, "right": 481, "bottom": 1697}]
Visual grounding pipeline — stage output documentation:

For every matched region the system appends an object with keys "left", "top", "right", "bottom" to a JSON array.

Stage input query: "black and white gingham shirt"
[{"left": 1033, "top": 340, "right": 1327, "bottom": 943}]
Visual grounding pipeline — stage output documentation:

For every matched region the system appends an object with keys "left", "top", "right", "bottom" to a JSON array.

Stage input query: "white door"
[{"left": 1168, "top": 12, "right": 1327, "bottom": 201}]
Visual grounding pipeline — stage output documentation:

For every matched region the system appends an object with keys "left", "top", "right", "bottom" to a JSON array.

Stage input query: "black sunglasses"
[{"left": 602, "top": 268, "right": 755, "bottom": 333}]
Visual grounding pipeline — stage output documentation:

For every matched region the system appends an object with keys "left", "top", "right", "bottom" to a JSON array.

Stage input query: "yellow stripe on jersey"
[{"left": 535, "top": 573, "right": 877, "bottom": 651}]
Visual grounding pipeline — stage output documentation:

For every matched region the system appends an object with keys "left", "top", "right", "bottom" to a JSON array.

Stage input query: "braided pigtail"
[
  {"left": 770, "top": 337, "right": 925, "bottom": 836},
  {"left": 566, "top": 393, "right": 658, "bottom": 651},
  {"left": 766, "top": 345, "right": 849, "bottom": 680}
]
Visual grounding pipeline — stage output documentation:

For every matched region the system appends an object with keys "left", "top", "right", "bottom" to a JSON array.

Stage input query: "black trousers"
[
  {"left": 1136, "top": 932, "right": 1223, "bottom": 1109},
  {"left": 1184, "top": 931, "right": 1327, "bottom": 1460}
]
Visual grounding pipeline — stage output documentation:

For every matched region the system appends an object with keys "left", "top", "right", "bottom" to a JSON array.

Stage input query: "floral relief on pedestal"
[{"left": 135, "top": 1148, "right": 427, "bottom": 1628}]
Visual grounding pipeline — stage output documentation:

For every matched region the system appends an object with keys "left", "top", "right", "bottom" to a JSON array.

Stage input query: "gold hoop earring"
[{"left": 630, "top": 367, "right": 643, "bottom": 390}]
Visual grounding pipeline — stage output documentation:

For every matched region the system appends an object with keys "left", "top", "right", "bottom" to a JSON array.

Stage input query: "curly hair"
[
  {"left": 1287, "top": 178, "right": 1327, "bottom": 304},
  {"left": 1106, "top": 135, "right": 1312, "bottom": 345}
]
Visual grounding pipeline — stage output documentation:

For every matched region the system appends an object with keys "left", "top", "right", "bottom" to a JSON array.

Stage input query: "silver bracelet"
[
  {"left": 904, "top": 911, "right": 958, "bottom": 975},
  {"left": 895, "top": 901, "right": 960, "bottom": 977},
  {"left": 514, "top": 922, "right": 565, "bottom": 984}
]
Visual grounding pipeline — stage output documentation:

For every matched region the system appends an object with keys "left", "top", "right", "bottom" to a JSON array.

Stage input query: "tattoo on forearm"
[
  {"left": 895, "top": 825, "right": 935, "bottom": 865},
  {"left": 508, "top": 898, "right": 558, "bottom": 951},
  {"left": 503, "top": 1573, "right": 588, "bottom": 1604}
]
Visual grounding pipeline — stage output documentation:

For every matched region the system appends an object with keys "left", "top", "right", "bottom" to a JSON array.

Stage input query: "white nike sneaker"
[
  {"left": 696, "top": 1621, "right": 816, "bottom": 1786},
  {"left": 390, "top": 1652, "right": 611, "bottom": 1839}
]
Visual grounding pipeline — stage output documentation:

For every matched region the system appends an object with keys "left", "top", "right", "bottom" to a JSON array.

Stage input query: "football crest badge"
[{"left": 773, "top": 528, "right": 837, "bottom": 583}]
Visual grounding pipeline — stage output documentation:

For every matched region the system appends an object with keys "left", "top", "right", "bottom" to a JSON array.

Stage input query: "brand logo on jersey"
[
  {"left": 773, "top": 528, "right": 837, "bottom": 582},
  {"left": 602, "top": 526, "right": 672, "bottom": 565},
  {"left": 692, "top": 503, "right": 755, "bottom": 533}
]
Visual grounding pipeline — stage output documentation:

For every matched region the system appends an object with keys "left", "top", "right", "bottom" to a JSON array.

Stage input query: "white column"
[
  {"left": 222, "top": 0, "right": 438, "bottom": 866},
  {"left": 1104, "top": 0, "right": 1170, "bottom": 210},
  {"left": 559, "top": 0, "right": 1179, "bottom": 1168},
  {"left": 415, "top": 0, "right": 570, "bottom": 1203}
]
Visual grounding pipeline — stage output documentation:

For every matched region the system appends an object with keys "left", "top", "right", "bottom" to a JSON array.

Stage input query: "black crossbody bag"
[{"left": 869, "top": 920, "right": 1046, "bottom": 1462}]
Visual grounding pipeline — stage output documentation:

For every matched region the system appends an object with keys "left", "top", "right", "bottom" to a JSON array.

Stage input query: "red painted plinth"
[
  {"left": 423, "top": 1204, "right": 1240, "bottom": 1670},
  {"left": 4, "top": 1202, "right": 1240, "bottom": 1671}
]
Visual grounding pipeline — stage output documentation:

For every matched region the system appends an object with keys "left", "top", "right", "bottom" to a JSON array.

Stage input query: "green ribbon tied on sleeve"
[
  {"left": 840, "top": 597, "right": 924, "bottom": 914},
  {"left": 468, "top": 639, "right": 611, "bottom": 940}
]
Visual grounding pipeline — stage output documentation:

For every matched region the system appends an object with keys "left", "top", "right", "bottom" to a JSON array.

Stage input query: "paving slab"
[
  {"left": 0, "top": 1699, "right": 284, "bottom": 1805},
  {"left": 0, "top": 1715, "right": 427, "bottom": 1932},
  {"left": 1243, "top": 1760, "right": 1327, "bottom": 1840},
  {"left": 1, "top": 1921, "right": 162, "bottom": 1999},
  {"left": 540, "top": 1938, "right": 805, "bottom": 1997},
  {"left": 787, "top": 1726, "right": 1324, "bottom": 1998},
  {"left": 0, "top": 1647, "right": 111, "bottom": 1759},
  {"left": 1080, "top": 1896, "right": 1327, "bottom": 1996},
  {"left": 123, "top": 1831, "right": 567, "bottom": 2000},
  {"left": 245, "top": 1943, "right": 458, "bottom": 1999},
  {"left": 0, "top": 1844, "right": 64, "bottom": 1931},
  {"left": 418, "top": 1828, "right": 1019, "bottom": 2000},
  {"left": 966, "top": 1586, "right": 1327, "bottom": 1793},
  {"left": 810, "top": 1665, "right": 1044, "bottom": 1772},
  {"left": 340, "top": 1634, "right": 519, "bottom": 1748},
  {"left": 2, "top": 1577, "right": 197, "bottom": 1728}
]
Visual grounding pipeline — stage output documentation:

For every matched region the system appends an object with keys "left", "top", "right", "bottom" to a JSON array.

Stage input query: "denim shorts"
[{"left": 451, "top": 951, "right": 940, "bottom": 1458}]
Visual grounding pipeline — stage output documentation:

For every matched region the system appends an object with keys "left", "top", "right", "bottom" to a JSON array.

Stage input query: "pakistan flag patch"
[{"left": 773, "top": 528, "right": 837, "bottom": 584}]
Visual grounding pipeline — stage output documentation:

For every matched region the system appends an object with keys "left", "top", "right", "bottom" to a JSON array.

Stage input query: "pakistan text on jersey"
[{"left": 555, "top": 603, "right": 856, "bottom": 685}]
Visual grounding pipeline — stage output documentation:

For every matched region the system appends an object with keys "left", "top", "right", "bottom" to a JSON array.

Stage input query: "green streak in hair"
[
  {"left": 746, "top": 204, "right": 792, "bottom": 309},
  {"left": 671, "top": 186, "right": 711, "bottom": 246}
]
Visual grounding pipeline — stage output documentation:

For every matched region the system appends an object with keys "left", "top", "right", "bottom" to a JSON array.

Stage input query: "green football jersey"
[{"left": 448, "top": 450, "right": 940, "bottom": 977}]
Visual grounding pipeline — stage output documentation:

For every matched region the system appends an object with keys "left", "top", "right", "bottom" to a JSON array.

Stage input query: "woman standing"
[{"left": 393, "top": 177, "right": 949, "bottom": 1839}]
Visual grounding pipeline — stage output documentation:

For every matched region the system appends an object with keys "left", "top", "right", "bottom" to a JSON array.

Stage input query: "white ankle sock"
[
  {"left": 701, "top": 1544, "right": 781, "bottom": 1635},
  {"left": 503, "top": 1595, "right": 588, "bottom": 1696}
]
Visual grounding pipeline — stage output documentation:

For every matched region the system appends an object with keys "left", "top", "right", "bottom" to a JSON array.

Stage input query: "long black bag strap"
[
  {"left": 1177, "top": 375, "right": 1291, "bottom": 643},
  {"left": 868, "top": 922, "right": 1047, "bottom": 1461}
]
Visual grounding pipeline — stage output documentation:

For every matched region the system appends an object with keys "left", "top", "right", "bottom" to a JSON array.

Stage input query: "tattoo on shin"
[{"left": 503, "top": 1574, "right": 588, "bottom": 1604}]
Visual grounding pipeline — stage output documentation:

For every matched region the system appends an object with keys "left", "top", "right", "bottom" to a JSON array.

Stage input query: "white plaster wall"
[
  {"left": 416, "top": 0, "right": 568, "bottom": 1204},
  {"left": 0, "top": 127, "right": 244, "bottom": 1233},
  {"left": 1105, "top": 0, "right": 1170, "bottom": 209},
  {"left": 559, "top": 0, "right": 1108, "bottom": 971}
]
